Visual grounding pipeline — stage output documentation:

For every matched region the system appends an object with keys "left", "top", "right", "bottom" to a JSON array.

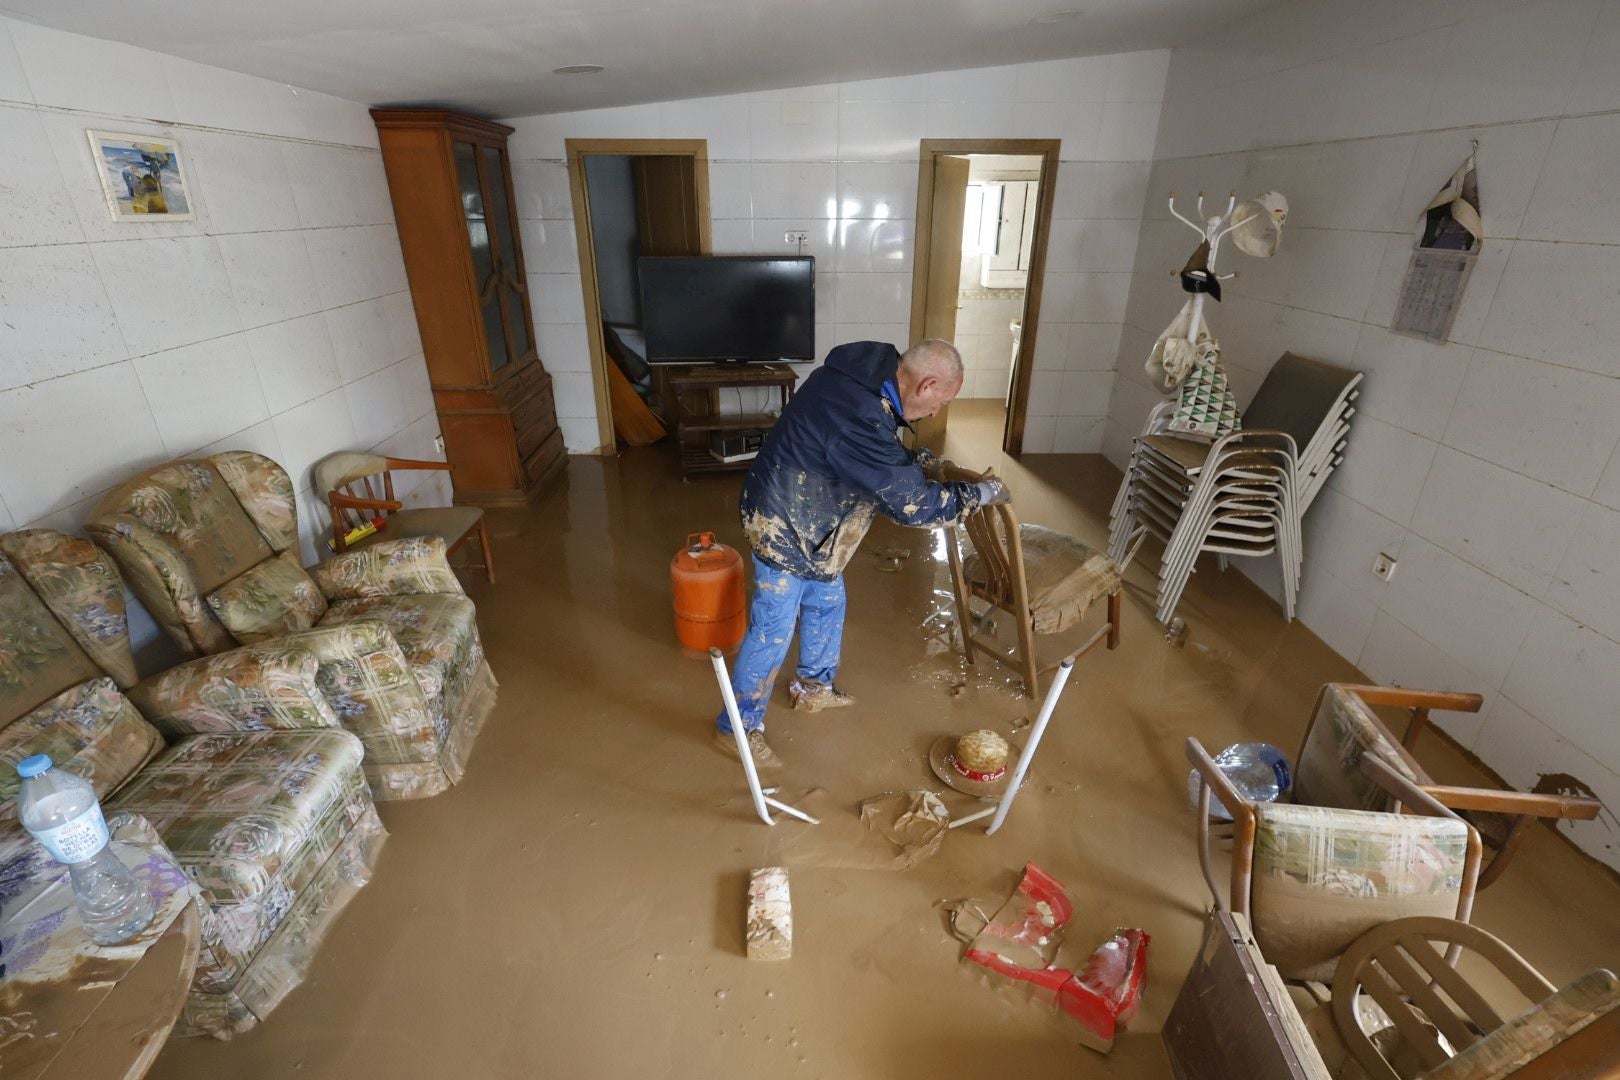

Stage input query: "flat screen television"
[{"left": 640, "top": 255, "right": 815, "bottom": 363}]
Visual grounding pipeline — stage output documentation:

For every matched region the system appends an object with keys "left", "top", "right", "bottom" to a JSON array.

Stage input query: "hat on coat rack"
[
  {"left": 1179, "top": 241, "right": 1222, "bottom": 301},
  {"left": 1227, "top": 191, "right": 1289, "bottom": 258}
]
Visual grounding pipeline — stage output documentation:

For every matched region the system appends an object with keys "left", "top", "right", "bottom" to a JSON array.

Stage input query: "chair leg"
[
  {"left": 1106, "top": 589, "right": 1121, "bottom": 650},
  {"left": 477, "top": 518, "right": 496, "bottom": 584},
  {"left": 942, "top": 527, "right": 976, "bottom": 666},
  {"left": 1015, "top": 615, "right": 1040, "bottom": 698}
]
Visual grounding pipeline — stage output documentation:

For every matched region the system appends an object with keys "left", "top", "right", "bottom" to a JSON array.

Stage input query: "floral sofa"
[
  {"left": 0, "top": 528, "right": 384, "bottom": 1038},
  {"left": 85, "top": 451, "right": 496, "bottom": 801}
]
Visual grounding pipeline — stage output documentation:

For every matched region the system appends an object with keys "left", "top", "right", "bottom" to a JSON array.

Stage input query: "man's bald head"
[{"left": 895, "top": 338, "right": 965, "bottom": 421}]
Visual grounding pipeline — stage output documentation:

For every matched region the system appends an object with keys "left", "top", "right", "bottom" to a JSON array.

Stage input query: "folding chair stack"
[{"left": 1108, "top": 353, "right": 1362, "bottom": 625}]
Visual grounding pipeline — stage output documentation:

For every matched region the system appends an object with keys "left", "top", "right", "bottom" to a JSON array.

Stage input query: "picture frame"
[{"left": 86, "top": 129, "right": 196, "bottom": 222}]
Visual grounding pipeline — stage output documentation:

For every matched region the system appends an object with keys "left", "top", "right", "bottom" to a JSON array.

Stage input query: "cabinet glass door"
[
  {"left": 482, "top": 146, "right": 534, "bottom": 364},
  {"left": 455, "top": 140, "right": 510, "bottom": 372}
]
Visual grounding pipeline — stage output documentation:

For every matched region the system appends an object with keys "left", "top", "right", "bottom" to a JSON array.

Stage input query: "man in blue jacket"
[{"left": 714, "top": 338, "right": 1010, "bottom": 768}]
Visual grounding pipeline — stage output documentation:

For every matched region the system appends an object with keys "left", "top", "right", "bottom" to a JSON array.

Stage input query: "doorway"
[
  {"left": 908, "top": 139, "right": 1059, "bottom": 454},
  {"left": 565, "top": 139, "right": 712, "bottom": 453}
]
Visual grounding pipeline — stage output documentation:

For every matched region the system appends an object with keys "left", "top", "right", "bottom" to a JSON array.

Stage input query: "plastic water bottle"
[
  {"left": 16, "top": 754, "right": 153, "bottom": 946},
  {"left": 1186, "top": 742, "right": 1292, "bottom": 822}
]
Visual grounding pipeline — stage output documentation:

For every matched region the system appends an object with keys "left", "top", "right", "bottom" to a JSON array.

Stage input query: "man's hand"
[
  {"left": 976, "top": 477, "right": 1012, "bottom": 506},
  {"left": 913, "top": 446, "right": 938, "bottom": 469}
]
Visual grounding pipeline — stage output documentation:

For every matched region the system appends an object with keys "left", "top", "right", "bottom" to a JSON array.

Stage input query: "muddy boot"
[
  {"left": 788, "top": 678, "right": 856, "bottom": 712},
  {"left": 713, "top": 728, "right": 784, "bottom": 771}
]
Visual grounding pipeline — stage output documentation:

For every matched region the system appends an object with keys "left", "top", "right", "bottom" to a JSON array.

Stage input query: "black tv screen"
[{"left": 640, "top": 256, "right": 815, "bottom": 363}]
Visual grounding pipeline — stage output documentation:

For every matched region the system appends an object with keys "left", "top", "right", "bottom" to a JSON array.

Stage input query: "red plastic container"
[{"left": 670, "top": 532, "right": 746, "bottom": 657}]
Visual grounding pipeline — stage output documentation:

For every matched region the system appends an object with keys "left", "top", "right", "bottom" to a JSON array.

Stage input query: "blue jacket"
[{"left": 738, "top": 341, "right": 983, "bottom": 581}]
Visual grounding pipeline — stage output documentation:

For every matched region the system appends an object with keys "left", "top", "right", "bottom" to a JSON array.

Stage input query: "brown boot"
[
  {"left": 712, "top": 728, "right": 784, "bottom": 771},
  {"left": 788, "top": 678, "right": 856, "bottom": 712}
]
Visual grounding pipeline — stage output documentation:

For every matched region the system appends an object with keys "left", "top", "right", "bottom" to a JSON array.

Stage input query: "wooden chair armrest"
[
  {"left": 1186, "top": 737, "right": 1257, "bottom": 919},
  {"left": 1420, "top": 785, "right": 1603, "bottom": 821},
  {"left": 384, "top": 457, "right": 454, "bottom": 472},
  {"left": 1341, "top": 684, "right": 1485, "bottom": 713},
  {"left": 330, "top": 493, "right": 404, "bottom": 512}
]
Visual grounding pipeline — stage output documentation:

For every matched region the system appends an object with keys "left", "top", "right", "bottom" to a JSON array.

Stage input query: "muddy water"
[{"left": 150, "top": 401, "right": 1620, "bottom": 1079}]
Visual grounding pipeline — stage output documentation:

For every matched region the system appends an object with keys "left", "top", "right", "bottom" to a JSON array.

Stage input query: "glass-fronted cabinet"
[{"left": 374, "top": 110, "right": 563, "bottom": 506}]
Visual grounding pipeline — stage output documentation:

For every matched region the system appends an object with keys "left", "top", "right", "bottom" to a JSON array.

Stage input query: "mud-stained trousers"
[{"left": 715, "top": 555, "right": 846, "bottom": 733}]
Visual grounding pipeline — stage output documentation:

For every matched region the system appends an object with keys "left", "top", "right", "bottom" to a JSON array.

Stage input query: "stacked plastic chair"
[{"left": 1108, "top": 353, "right": 1362, "bottom": 625}]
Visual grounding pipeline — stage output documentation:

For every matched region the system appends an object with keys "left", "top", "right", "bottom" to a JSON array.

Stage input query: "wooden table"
[
  {"left": 20, "top": 905, "right": 201, "bottom": 1080},
  {"left": 665, "top": 362, "right": 797, "bottom": 475}
]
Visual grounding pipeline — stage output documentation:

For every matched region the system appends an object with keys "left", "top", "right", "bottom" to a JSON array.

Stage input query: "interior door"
[
  {"left": 913, "top": 153, "right": 971, "bottom": 447},
  {"left": 633, "top": 155, "right": 701, "bottom": 256}
]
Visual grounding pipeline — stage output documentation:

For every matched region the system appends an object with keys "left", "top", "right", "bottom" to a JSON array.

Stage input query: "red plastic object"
[
  {"left": 961, "top": 862, "right": 1149, "bottom": 1052},
  {"left": 670, "top": 532, "right": 746, "bottom": 657}
]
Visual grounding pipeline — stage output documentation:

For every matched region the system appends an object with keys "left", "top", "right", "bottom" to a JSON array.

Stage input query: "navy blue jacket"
[{"left": 738, "top": 341, "right": 983, "bottom": 581}]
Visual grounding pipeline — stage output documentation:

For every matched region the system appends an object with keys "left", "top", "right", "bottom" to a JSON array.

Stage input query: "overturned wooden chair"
[
  {"left": 314, "top": 452, "right": 494, "bottom": 583},
  {"left": 1333, "top": 916, "right": 1620, "bottom": 1080},
  {"left": 937, "top": 463, "right": 1123, "bottom": 697},
  {"left": 1294, "top": 685, "right": 1601, "bottom": 889}
]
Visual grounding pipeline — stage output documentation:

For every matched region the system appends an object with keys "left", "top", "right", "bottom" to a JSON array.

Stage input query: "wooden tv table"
[{"left": 665, "top": 363, "right": 797, "bottom": 476}]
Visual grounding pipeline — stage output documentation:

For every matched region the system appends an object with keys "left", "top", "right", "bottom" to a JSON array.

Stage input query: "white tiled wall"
[
  {"left": 0, "top": 16, "right": 446, "bottom": 657},
  {"left": 503, "top": 50, "right": 1168, "bottom": 453},
  {"left": 1104, "top": 0, "right": 1620, "bottom": 866}
]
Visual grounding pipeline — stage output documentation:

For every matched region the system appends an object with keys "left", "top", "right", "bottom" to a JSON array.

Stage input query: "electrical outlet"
[
  {"left": 433, "top": 433, "right": 446, "bottom": 454},
  {"left": 783, "top": 230, "right": 809, "bottom": 245},
  {"left": 1372, "top": 552, "right": 1397, "bottom": 582}
]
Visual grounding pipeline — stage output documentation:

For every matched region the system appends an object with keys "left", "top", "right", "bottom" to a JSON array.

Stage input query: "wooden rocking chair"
[
  {"left": 937, "top": 463, "right": 1123, "bottom": 696},
  {"left": 314, "top": 452, "right": 495, "bottom": 583}
]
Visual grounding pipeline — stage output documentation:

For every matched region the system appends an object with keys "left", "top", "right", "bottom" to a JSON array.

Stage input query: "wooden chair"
[
  {"left": 937, "top": 463, "right": 1123, "bottom": 697},
  {"left": 1333, "top": 916, "right": 1620, "bottom": 1080},
  {"left": 1294, "top": 685, "right": 1602, "bottom": 889},
  {"left": 314, "top": 452, "right": 494, "bottom": 583},
  {"left": 1188, "top": 741, "right": 1482, "bottom": 985}
]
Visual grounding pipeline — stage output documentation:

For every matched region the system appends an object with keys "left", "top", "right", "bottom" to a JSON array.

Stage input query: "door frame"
[
  {"left": 565, "top": 138, "right": 712, "bottom": 453},
  {"left": 908, "top": 139, "right": 1060, "bottom": 455}
]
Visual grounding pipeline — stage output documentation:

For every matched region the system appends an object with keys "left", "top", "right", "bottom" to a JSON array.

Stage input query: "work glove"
[
  {"left": 913, "top": 446, "right": 938, "bottom": 468},
  {"left": 976, "top": 477, "right": 1012, "bottom": 506}
]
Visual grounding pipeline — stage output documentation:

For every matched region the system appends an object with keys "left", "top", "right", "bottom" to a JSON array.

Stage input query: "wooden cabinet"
[{"left": 372, "top": 109, "right": 565, "bottom": 506}]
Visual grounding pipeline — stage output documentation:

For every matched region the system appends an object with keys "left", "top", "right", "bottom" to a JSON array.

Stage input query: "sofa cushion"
[
  {"left": 0, "top": 677, "right": 164, "bottom": 811},
  {"left": 207, "top": 551, "right": 328, "bottom": 645},
  {"left": 108, "top": 729, "right": 370, "bottom": 989},
  {"left": 0, "top": 554, "right": 103, "bottom": 727},
  {"left": 0, "top": 530, "right": 138, "bottom": 690},
  {"left": 309, "top": 536, "right": 464, "bottom": 600}
]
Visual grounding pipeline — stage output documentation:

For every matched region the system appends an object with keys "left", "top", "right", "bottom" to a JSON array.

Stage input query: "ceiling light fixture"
[
  {"left": 553, "top": 64, "right": 605, "bottom": 75},
  {"left": 1031, "top": 9, "right": 1085, "bottom": 24}
]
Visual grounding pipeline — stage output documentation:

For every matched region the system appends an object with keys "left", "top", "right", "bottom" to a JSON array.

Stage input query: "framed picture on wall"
[{"left": 86, "top": 130, "right": 195, "bottom": 221}]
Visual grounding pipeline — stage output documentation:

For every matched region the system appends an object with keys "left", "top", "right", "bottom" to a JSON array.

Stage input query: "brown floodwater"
[{"left": 149, "top": 400, "right": 1620, "bottom": 1079}]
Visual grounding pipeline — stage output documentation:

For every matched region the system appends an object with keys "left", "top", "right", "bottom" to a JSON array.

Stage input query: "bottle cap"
[{"left": 16, "top": 754, "right": 53, "bottom": 778}]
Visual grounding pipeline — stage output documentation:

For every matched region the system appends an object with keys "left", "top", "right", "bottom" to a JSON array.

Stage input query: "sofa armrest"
[
  {"left": 309, "top": 536, "right": 465, "bottom": 600},
  {"left": 129, "top": 643, "right": 342, "bottom": 738}
]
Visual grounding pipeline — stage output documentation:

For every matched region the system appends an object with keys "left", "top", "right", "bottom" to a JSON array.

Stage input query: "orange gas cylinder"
[{"left": 670, "top": 532, "right": 747, "bottom": 657}]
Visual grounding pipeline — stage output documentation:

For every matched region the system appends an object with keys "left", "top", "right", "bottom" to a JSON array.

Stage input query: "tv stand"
[{"left": 666, "top": 362, "right": 797, "bottom": 476}]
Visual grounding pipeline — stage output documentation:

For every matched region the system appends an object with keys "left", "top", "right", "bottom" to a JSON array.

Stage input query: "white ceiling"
[{"left": 0, "top": 0, "right": 1272, "bottom": 118}]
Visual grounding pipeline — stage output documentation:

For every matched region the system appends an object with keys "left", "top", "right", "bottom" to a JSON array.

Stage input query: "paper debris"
[{"left": 746, "top": 867, "right": 792, "bottom": 961}]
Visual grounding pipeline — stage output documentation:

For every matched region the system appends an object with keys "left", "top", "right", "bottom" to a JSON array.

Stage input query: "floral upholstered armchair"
[
  {"left": 1187, "top": 731, "right": 1481, "bottom": 986},
  {"left": 0, "top": 529, "right": 384, "bottom": 1038},
  {"left": 85, "top": 452, "right": 497, "bottom": 801}
]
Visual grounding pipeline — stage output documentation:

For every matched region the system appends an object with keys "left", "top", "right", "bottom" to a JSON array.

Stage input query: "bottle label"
[{"left": 29, "top": 804, "right": 110, "bottom": 864}]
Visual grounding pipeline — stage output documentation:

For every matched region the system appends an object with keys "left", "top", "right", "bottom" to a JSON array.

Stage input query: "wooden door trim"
[
  {"left": 909, "top": 138, "right": 1060, "bottom": 455},
  {"left": 566, "top": 138, "right": 712, "bottom": 454}
]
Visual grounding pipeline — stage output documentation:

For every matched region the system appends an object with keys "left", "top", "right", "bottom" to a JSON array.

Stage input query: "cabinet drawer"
[
  {"left": 523, "top": 427, "right": 564, "bottom": 486},
  {"left": 512, "top": 380, "right": 558, "bottom": 460}
]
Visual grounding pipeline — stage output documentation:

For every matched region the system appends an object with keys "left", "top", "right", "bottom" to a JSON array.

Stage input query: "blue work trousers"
[{"left": 715, "top": 556, "right": 846, "bottom": 733}]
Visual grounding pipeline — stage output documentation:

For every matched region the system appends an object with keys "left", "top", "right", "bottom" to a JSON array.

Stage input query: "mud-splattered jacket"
[{"left": 739, "top": 341, "right": 983, "bottom": 582}]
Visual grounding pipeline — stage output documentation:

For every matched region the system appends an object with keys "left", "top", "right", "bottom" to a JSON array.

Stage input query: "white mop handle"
[
  {"left": 985, "top": 638, "right": 1086, "bottom": 836},
  {"left": 709, "top": 647, "right": 774, "bottom": 826}
]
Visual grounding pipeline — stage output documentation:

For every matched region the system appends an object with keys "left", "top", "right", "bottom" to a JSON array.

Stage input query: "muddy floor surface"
[{"left": 150, "top": 400, "right": 1620, "bottom": 1079}]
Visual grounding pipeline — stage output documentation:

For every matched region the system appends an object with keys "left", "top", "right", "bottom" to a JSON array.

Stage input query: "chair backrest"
[
  {"left": 313, "top": 451, "right": 395, "bottom": 534},
  {"left": 1331, "top": 916, "right": 1563, "bottom": 1080},
  {"left": 0, "top": 530, "right": 162, "bottom": 808},
  {"left": 86, "top": 452, "right": 301, "bottom": 657},
  {"left": 1294, "top": 684, "right": 1430, "bottom": 812},
  {"left": 938, "top": 462, "right": 1026, "bottom": 613},
  {"left": 1242, "top": 353, "right": 1362, "bottom": 454}
]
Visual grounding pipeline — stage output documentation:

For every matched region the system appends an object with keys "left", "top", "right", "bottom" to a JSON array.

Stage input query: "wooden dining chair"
[
  {"left": 1332, "top": 916, "right": 1620, "bottom": 1080},
  {"left": 1293, "top": 684, "right": 1601, "bottom": 889},
  {"left": 936, "top": 463, "right": 1123, "bottom": 697},
  {"left": 313, "top": 452, "right": 494, "bottom": 583}
]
